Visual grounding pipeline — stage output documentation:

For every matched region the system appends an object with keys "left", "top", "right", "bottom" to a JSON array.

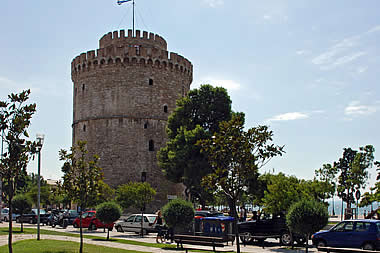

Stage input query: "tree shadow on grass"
[{"left": 91, "top": 238, "right": 118, "bottom": 242}]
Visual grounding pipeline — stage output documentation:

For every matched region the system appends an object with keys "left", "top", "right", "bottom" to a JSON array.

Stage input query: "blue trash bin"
[{"left": 201, "top": 216, "right": 234, "bottom": 240}]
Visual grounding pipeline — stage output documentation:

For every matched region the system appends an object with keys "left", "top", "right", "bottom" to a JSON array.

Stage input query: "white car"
[
  {"left": 115, "top": 214, "right": 157, "bottom": 234},
  {"left": 1, "top": 208, "right": 19, "bottom": 222}
]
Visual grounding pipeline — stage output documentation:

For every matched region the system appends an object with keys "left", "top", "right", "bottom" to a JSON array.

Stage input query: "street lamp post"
[
  {"left": 140, "top": 172, "right": 146, "bottom": 238},
  {"left": 36, "top": 134, "right": 44, "bottom": 241}
]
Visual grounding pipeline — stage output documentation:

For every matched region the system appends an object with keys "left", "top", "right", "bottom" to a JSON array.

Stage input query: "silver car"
[
  {"left": 115, "top": 214, "right": 157, "bottom": 234},
  {"left": 1, "top": 208, "right": 19, "bottom": 221}
]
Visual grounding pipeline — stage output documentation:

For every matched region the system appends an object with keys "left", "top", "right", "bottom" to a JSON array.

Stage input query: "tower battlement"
[
  {"left": 99, "top": 30, "right": 167, "bottom": 50},
  {"left": 71, "top": 30, "right": 192, "bottom": 79}
]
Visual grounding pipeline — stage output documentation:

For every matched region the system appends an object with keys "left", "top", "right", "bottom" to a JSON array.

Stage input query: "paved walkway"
[
  {"left": 0, "top": 233, "right": 318, "bottom": 253},
  {"left": 0, "top": 223, "right": 318, "bottom": 253}
]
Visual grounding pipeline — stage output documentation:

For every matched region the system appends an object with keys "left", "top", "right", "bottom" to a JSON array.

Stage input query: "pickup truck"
[
  {"left": 16, "top": 209, "right": 50, "bottom": 224},
  {"left": 238, "top": 212, "right": 306, "bottom": 246}
]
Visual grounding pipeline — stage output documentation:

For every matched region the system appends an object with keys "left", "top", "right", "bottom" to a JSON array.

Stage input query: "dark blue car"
[{"left": 312, "top": 219, "right": 380, "bottom": 250}]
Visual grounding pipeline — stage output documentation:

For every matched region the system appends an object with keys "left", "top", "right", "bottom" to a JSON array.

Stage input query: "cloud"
[
  {"left": 356, "top": 66, "right": 368, "bottom": 74},
  {"left": 202, "top": 0, "right": 224, "bottom": 8},
  {"left": 311, "top": 24, "right": 380, "bottom": 71},
  {"left": 344, "top": 101, "right": 377, "bottom": 116},
  {"left": 267, "top": 112, "right": 309, "bottom": 122}
]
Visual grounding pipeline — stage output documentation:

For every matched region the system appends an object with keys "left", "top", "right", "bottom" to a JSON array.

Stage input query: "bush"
[
  {"left": 286, "top": 199, "right": 328, "bottom": 252},
  {"left": 162, "top": 198, "right": 194, "bottom": 232},
  {"left": 12, "top": 194, "right": 32, "bottom": 232},
  {"left": 96, "top": 202, "right": 122, "bottom": 240}
]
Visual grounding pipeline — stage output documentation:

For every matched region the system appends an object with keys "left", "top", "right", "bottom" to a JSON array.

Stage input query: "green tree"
[
  {"left": 286, "top": 199, "right": 328, "bottom": 253},
  {"left": 314, "top": 164, "right": 337, "bottom": 201},
  {"left": 59, "top": 140, "right": 103, "bottom": 253},
  {"left": 261, "top": 173, "right": 303, "bottom": 214},
  {"left": 11, "top": 194, "right": 32, "bottom": 232},
  {"left": 0, "top": 89, "right": 36, "bottom": 253},
  {"left": 89, "top": 181, "right": 115, "bottom": 207},
  {"left": 199, "top": 114, "right": 284, "bottom": 253},
  {"left": 96, "top": 202, "right": 122, "bottom": 240},
  {"left": 26, "top": 185, "right": 52, "bottom": 207},
  {"left": 335, "top": 145, "right": 374, "bottom": 218},
  {"left": 158, "top": 84, "right": 232, "bottom": 206},
  {"left": 115, "top": 182, "right": 156, "bottom": 211},
  {"left": 162, "top": 198, "right": 194, "bottom": 233}
]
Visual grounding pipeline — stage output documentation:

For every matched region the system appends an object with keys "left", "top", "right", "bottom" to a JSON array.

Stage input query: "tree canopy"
[
  {"left": 286, "top": 199, "right": 328, "bottom": 253},
  {"left": 96, "top": 202, "right": 122, "bottom": 240},
  {"left": 115, "top": 182, "right": 156, "bottom": 211},
  {"left": 335, "top": 145, "right": 374, "bottom": 216},
  {"left": 158, "top": 84, "right": 232, "bottom": 206},
  {"left": 199, "top": 113, "right": 284, "bottom": 253},
  {"left": 59, "top": 140, "right": 103, "bottom": 253},
  {"left": 0, "top": 89, "right": 36, "bottom": 253}
]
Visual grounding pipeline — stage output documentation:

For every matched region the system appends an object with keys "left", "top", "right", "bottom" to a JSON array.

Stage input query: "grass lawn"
[
  {"left": 0, "top": 239, "right": 151, "bottom": 253},
  {"left": 0, "top": 227, "right": 176, "bottom": 249}
]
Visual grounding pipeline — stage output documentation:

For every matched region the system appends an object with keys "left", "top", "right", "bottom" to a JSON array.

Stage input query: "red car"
[{"left": 73, "top": 211, "right": 114, "bottom": 230}]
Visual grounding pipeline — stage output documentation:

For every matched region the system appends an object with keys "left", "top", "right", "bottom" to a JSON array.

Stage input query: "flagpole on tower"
[
  {"left": 132, "top": 0, "right": 135, "bottom": 35},
  {"left": 117, "top": 0, "right": 136, "bottom": 34}
]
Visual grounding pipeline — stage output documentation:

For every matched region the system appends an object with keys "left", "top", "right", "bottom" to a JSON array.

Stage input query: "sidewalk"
[{"left": 0, "top": 233, "right": 318, "bottom": 253}]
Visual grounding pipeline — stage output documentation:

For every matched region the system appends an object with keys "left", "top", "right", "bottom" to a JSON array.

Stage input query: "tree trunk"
[
  {"left": 21, "top": 222, "right": 23, "bottom": 233},
  {"left": 79, "top": 211, "right": 83, "bottom": 253},
  {"left": 8, "top": 177, "right": 13, "bottom": 253},
  {"left": 107, "top": 229, "right": 110, "bottom": 240},
  {"left": 227, "top": 198, "right": 240, "bottom": 253},
  {"left": 305, "top": 233, "right": 310, "bottom": 253}
]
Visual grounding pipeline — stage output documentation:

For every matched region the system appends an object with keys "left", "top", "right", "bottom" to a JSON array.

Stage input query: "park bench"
[
  {"left": 317, "top": 247, "right": 378, "bottom": 253},
  {"left": 174, "top": 234, "right": 234, "bottom": 253}
]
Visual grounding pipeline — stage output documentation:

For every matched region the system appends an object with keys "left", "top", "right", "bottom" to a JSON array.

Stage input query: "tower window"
[
  {"left": 149, "top": 140, "right": 154, "bottom": 151},
  {"left": 163, "top": 105, "right": 168, "bottom": 113},
  {"left": 149, "top": 79, "right": 153, "bottom": 86},
  {"left": 83, "top": 124, "right": 86, "bottom": 132},
  {"left": 82, "top": 83, "right": 85, "bottom": 91},
  {"left": 135, "top": 45, "right": 141, "bottom": 56},
  {"left": 144, "top": 122, "right": 148, "bottom": 129}
]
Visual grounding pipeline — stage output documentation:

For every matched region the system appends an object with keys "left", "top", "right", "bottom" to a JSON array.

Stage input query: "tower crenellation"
[{"left": 71, "top": 30, "right": 192, "bottom": 80}]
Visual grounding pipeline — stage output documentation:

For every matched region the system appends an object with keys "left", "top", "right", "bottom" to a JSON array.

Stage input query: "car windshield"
[
  {"left": 33, "top": 209, "right": 46, "bottom": 214},
  {"left": 147, "top": 216, "right": 156, "bottom": 223},
  {"left": 68, "top": 210, "right": 78, "bottom": 216}
]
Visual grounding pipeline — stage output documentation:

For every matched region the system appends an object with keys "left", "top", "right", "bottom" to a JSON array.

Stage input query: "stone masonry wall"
[{"left": 71, "top": 29, "right": 193, "bottom": 210}]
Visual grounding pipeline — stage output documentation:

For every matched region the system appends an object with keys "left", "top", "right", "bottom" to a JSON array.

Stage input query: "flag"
[{"left": 117, "top": 0, "right": 132, "bottom": 5}]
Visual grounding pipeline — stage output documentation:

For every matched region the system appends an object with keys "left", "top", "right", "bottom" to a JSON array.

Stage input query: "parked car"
[
  {"left": 72, "top": 210, "right": 114, "bottom": 230},
  {"left": 114, "top": 214, "right": 157, "bottom": 234},
  {"left": 312, "top": 219, "right": 380, "bottom": 250},
  {"left": 63, "top": 209, "right": 79, "bottom": 226},
  {"left": 238, "top": 212, "right": 305, "bottom": 246},
  {"left": 0, "top": 208, "right": 19, "bottom": 221},
  {"left": 16, "top": 209, "right": 49, "bottom": 224},
  {"left": 195, "top": 210, "right": 225, "bottom": 218}
]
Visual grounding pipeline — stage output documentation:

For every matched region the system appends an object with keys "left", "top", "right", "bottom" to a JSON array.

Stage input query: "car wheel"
[
  {"left": 239, "top": 233, "right": 253, "bottom": 244},
  {"left": 4, "top": 217, "right": 8, "bottom": 222},
  {"left": 89, "top": 223, "right": 97, "bottom": 231},
  {"left": 362, "top": 242, "right": 375, "bottom": 250},
  {"left": 73, "top": 222, "right": 78, "bottom": 228},
  {"left": 16, "top": 217, "right": 20, "bottom": 223},
  {"left": 116, "top": 225, "right": 123, "bottom": 232},
  {"left": 317, "top": 240, "right": 327, "bottom": 248},
  {"left": 29, "top": 218, "right": 34, "bottom": 224},
  {"left": 280, "top": 231, "right": 292, "bottom": 246}
]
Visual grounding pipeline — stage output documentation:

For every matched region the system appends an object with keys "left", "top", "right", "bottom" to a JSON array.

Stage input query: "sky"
[{"left": 0, "top": 0, "right": 379, "bottom": 191}]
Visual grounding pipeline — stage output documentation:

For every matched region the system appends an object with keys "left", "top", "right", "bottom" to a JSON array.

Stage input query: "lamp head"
[{"left": 36, "top": 134, "right": 45, "bottom": 150}]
